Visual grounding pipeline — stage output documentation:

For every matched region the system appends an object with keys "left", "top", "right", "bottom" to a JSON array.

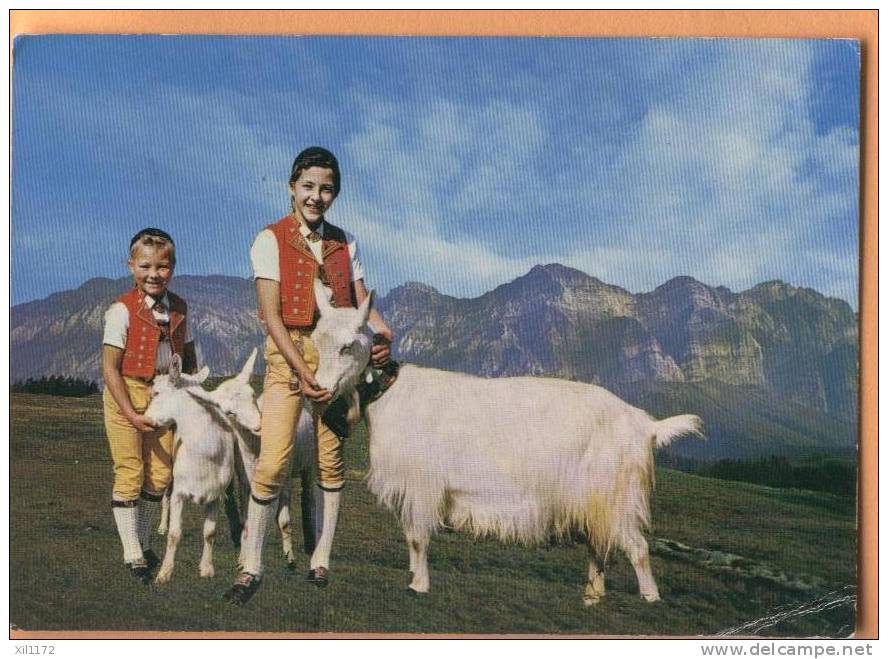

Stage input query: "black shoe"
[
  {"left": 306, "top": 566, "right": 329, "bottom": 588},
  {"left": 128, "top": 560, "right": 152, "bottom": 586},
  {"left": 143, "top": 549, "right": 160, "bottom": 571},
  {"left": 223, "top": 572, "right": 262, "bottom": 605}
]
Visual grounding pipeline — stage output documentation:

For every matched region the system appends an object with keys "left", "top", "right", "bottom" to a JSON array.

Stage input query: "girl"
[{"left": 226, "top": 147, "right": 392, "bottom": 604}]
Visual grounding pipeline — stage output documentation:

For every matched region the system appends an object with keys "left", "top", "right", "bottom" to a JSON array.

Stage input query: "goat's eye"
[{"left": 339, "top": 345, "right": 352, "bottom": 356}]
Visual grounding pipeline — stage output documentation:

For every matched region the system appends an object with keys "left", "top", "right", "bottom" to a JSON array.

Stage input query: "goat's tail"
[{"left": 652, "top": 414, "right": 705, "bottom": 448}]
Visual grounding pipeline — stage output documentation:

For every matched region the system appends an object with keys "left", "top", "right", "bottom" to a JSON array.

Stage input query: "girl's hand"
[
  {"left": 371, "top": 332, "right": 393, "bottom": 368},
  {"left": 299, "top": 369, "right": 332, "bottom": 403},
  {"left": 129, "top": 414, "right": 159, "bottom": 433}
]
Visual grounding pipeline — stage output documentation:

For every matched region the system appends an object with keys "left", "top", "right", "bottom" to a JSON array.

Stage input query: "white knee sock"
[
  {"left": 312, "top": 484, "right": 325, "bottom": 544},
  {"left": 310, "top": 486, "right": 342, "bottom": 570},
  {"left": 240, "top": 496, "right": 276, "bottom": 576},
  {"left": 112, "top": 502, "right": 143, "bottom": 564},
  {"left": 137, "top": 492, "right": 163, "bottom": 551}
]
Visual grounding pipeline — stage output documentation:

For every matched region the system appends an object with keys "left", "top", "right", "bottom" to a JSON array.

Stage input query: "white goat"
[
  {"left": 154, "top": 350, "right": 318, "bottom": 570},
  {"left": 144, "top": 357, "right": 239, "bottom": 582},
  {"left": 309, "top": 279, "right": 704, "bottom": 605}
]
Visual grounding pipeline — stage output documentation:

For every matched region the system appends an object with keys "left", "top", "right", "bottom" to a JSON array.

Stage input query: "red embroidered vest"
[
  {"left": 118, "top": 287, "right": 188, "bottom": 379},
  {"left": 264, "top": 216, "right": 356, "bottom": 328}
]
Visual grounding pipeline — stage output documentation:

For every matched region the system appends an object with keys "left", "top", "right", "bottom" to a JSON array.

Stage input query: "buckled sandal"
[
  {"left": 223, "top": 572, "right": 262, "bottom": 605},
  {"left": 305, "top": 566, "right": 329, "bottom": 588},
  {"left": 143, "top": 549, "right": 160, "bottom": 572}
]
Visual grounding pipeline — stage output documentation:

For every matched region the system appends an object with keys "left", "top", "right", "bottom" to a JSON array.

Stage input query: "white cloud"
[
  {"left": 14, "top": 38, "right": 859, "bottom": 309},
  {"left": 335, "top": 93, "right": 557, "bottom": 296},
  {"left": 568, "top": 41, "right": 859, "bottom": 305},
  {"left": 329, "top": 42, "right": 858, "bottom": 309},
  {"left": 15, "top": 76, "right": 297, "bottom": 283}
]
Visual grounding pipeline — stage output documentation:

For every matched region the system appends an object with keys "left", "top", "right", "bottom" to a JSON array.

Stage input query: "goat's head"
[
  {"left": 185, "top": 348, "right": 262, "bottom": 434},
  {"left": 145, "top": 354, "right": 211, "bottom": 427},
  {"left": 311, "top": 278, "right": 372, "bottom": 402}
]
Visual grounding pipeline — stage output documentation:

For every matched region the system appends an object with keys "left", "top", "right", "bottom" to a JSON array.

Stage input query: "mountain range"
[{"left": 10, "top": 264, "right": 859, "bottom": 460}]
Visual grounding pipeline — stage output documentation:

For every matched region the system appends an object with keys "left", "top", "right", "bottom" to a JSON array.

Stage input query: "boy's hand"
[
  {"left": 299, "top": 369, "right": 333, "bottom": 403},
  {"left": 130, "top": 414, "right": 159, "bottom": 433},
  {"left": 371, "top": 332, "right": 393, "bottom": 368}
]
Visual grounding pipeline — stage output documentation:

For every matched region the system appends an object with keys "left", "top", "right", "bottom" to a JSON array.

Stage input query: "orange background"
[{"left": 9, "top": 9, "right": 878, "bottom": 640}]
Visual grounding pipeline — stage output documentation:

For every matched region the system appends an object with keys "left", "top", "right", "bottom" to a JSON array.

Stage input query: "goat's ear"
[
  {"left": 313, "top": 278, "right": 334, "bottom": 317},
  {"left": 186, "top": 387, "right": 216, "bottom": 406},
  {"left": 237, "top": 347, "right": 258, "bottom": 383},
  {"left": 169, "top": 354, "right": 182, "bottom": 385},
  {"left": 357, "top": 289, "right": 374, "bottom": 327},
  {"left": 194, "top": 365, "right": 210, "bottom": 384},
  {"left": 346, "top": 389, "right": 361, "bottom": 427}
]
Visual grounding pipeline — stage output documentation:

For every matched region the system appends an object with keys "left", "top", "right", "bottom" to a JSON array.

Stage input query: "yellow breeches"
[
  {"left": 103, "top": 377, "right": 175, "bottom": 501},
  {"left": 252, "top": 330, "right": 345, "bottom": 500}
]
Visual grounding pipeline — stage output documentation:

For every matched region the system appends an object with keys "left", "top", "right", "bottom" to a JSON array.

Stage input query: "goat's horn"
[
  {"left": 195, "top": 365, "right": 210, "bottom": 384},
  {"left": 357, "top": 289, "right": 374, "bottom": 326},
  {"left": 238, "top": 347, "right": 258, "bottom": 382},
  {"left": 313, "top": 278, "right": 334, "bottom": 316},
  {"left": 169, "top": 354, "right": 182, "bottom": 384},
  {"left": 185, "top": 387, "right": 215, "bottom": 405}
]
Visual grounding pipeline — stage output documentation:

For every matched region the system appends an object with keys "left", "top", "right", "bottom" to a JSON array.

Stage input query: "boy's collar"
[{"left": 142, "top": 292, "right": 170, "bottom": 309}]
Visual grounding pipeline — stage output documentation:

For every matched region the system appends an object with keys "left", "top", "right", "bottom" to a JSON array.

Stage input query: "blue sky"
[{"left": 12, "top": 36, "right": 860, "bottom": 307}]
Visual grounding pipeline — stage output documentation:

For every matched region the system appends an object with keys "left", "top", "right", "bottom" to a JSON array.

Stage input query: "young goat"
[
  {"left": 145, "top": 352, "right": 262, "bottom": 583},
  {"left": 161, "top": 349, "right": 318, "bottom": 569}
]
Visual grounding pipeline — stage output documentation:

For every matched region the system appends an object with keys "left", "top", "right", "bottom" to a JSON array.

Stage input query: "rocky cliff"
[{"left": 377, "top": 264, "right": 858, "bottom": 421}]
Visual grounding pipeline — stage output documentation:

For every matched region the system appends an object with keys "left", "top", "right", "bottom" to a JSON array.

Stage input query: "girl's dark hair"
[{"left": 289, "top": 146, "right": 341, "bottom": 195}]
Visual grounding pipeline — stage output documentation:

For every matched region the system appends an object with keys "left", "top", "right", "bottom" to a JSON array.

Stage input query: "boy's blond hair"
[{"left": 128, "top": 228, "right": 176, "bottom": 266}]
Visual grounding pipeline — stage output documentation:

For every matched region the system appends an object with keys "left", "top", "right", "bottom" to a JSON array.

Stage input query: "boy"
[
  {"left": 227, "top": 147, "right": 392, "bottom": 604},
  {"left": 102, "top": 228, "right": 196, "bottom": 584}
]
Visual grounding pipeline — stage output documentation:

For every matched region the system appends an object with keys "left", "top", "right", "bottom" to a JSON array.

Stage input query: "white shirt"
[
  {"left": 103, "top": 293, "right": 192, "bottom": 374},
  {"left": 250, "top": 220, "right": 365, "bottom": 284}
]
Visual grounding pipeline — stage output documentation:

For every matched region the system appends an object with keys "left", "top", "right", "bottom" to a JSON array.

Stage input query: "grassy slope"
[
  {"left": 10, "top": 393, "right": 856, "bottom": 636},
  {"left": 633, "top": 380, "right": 857, "bottom": 460}
]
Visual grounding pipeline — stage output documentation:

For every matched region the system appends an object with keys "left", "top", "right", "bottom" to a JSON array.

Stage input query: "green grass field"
[{"left": 10, "top": 393, "right": 857, "bottom": 636}]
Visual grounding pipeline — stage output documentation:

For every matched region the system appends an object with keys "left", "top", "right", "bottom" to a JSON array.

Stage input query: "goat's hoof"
[
  {"left": 199, "top": 565, "right": 215, "bottom": 578},
  {"left": 641, "top": 592, "right": 661, "bottom": 603},
  {"left": 223, "top": 572, "right": 262, "bottom": 605},
  {"left": 154, "top": 570, "right": 172, "bottom": 584},
  {"left": 583, "top": 595, "right": 602, "bottom": 607},
  {"left": 305, "top": 567, "right": 328, "bottom": 588}
]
